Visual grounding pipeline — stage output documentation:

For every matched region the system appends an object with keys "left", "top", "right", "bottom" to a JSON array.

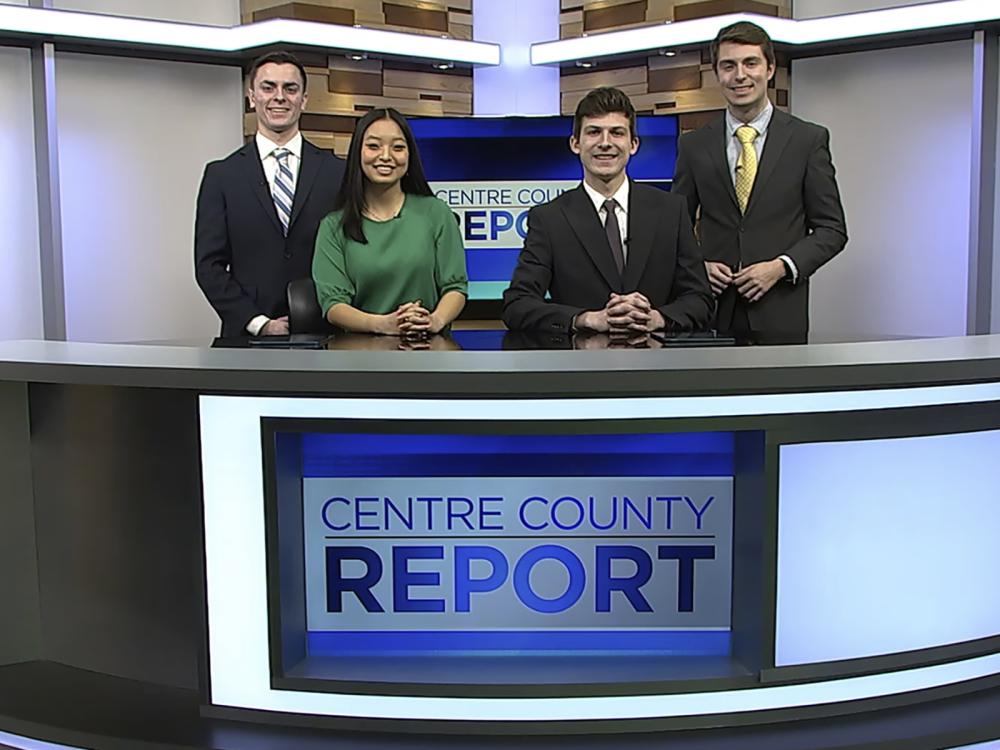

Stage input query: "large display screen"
[{"left": 410, "top": 115, "right": 679, "bottom": 302}]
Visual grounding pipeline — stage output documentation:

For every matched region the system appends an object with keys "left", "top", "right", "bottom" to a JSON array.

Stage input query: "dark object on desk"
[
  {"left": 650, "top": 331, "right": 736, "bottom": 346},
  {"left": 247, "top": 334, "right": 329, "bottom": 349},
  {"left": 287, "top": 278, "right": 335, "bottom": 335}
]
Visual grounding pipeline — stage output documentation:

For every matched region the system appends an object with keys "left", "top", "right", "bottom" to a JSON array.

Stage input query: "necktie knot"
[
  {"left": 603, "top": 198, "right": 618, "bottom": 214},
  {"left": 273, "top": 147, "right": 290, "bottom": 162},
  {"left": 736, "top": 125, "right": 758, "bottom": 145}
]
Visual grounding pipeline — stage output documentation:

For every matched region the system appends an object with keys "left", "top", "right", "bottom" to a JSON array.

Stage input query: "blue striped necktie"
[{"left": 271, "top": 148, "right": 295, "bottom": 236}]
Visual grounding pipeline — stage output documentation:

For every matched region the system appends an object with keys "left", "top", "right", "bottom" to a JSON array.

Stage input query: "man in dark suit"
[
  {"left": 503, "top": 87, "right": 712, "bottom": 334},
  {"left": 195, "top": 51, "right": 345, "bottom": 337},
  {"left": 672, "top": 21, "right": 847, "bottom": 343}
]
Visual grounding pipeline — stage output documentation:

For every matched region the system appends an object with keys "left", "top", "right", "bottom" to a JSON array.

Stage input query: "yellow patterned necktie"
[{"left": 735, "top": 125, "right": 758, "bottom": 214}]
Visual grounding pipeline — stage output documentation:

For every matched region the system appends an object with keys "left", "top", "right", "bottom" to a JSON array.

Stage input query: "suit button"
[
  {"left": 283, "top": 251, "right": 292, "bottom": 259},
  {"left": 738, "top": 226, "right": 745, "bottom": 233}
]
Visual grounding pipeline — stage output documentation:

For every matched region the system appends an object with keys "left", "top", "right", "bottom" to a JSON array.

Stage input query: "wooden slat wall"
[
  {"left": 560, "top": 0, "right": 792, "bottom": 129},
  {"left": 239, "top": 0, "right": 796, "bottom": 150},
  {"left": 240, "top": 0, "right": 473, "bottom": 154}
]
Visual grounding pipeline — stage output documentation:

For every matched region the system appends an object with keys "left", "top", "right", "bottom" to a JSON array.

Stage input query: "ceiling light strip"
[
  {"left": 0, "top": 5, "right": 500, "bottom": 66},
  {"left": 531, "top": 0, "right": 1000, "bottom": 65}
]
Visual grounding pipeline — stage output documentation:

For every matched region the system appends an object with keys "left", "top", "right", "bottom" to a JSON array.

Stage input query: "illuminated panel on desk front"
[{"left": 776, "top": 429, "right": 1000, "bottom": 666}]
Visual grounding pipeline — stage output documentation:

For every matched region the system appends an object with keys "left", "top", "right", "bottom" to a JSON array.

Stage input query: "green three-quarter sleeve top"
[{"left": 312, "top": 194, "right": 468, "bottom": 317}]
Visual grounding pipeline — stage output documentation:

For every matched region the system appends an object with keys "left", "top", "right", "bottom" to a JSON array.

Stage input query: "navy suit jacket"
[
  {"left": 195, "top": 138, "right": 345, "bottom": 337},
  {"left": 502, "top": 182, "right": 713, "bottom": 333}
]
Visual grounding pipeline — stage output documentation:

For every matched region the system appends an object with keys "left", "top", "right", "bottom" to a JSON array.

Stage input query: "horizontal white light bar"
[
  {"left": 0, "top": 731, "right": 82, "bottom": 750},
  {"left": 0, "top": 5, "right": 500, "bottom": 66},
  {"left": 531, "top": 0, "right": 1000, "bottom": 65}
]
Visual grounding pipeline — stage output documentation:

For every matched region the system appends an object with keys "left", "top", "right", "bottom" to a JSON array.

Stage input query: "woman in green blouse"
[{"left": 312, "top": 108, "right": 467, "bottom": 335}]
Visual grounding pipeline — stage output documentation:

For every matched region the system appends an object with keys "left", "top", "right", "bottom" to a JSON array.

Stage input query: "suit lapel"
[
  {"left": 243, "top": 142, "right": 284, "bottom": 236},
  {"left": 706, "top": 117, "right": 739, "bottom": 212},
  {"left": 621, "top": 181, "right": 652, "bottom": 291},
  {"left": 289, "top": 140, "right": 321, "bottom": 231},
  {"left": 746, "top": 108, "right": 791, "bottom": 216},
  {"left": 563, "top": 185, "right": 622, "bottom": 292}
]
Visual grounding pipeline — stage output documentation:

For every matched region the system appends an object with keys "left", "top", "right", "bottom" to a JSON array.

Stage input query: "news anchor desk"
[{"left": 1, "top": 334, "right": 1000, "bottom": 750}]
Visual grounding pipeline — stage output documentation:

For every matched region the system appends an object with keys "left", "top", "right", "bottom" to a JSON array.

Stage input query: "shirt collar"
[
  {"left": 581, "top": 178, "right": 630, "bottom": 216},
  {"left": 726, "top": 100, "right": 773, "bottom": 140},
  {"left": 256, "top": 131, "right": 303, "bottom": 161}
]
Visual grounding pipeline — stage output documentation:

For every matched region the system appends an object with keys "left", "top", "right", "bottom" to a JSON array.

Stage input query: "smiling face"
[
  {"left": 569, "top": 112, "right": 639, "bottom": 194},
  {"left": 247, "top": 62, "right": 307, "bottom": 141},
  {"left": 360, "top": 117, "right": 409, "bottom": 187},
  {"left": 715, "top": 41, "right": 775, "bottom": 120}
]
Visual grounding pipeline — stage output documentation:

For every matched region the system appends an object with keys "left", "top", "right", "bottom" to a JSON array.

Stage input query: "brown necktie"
[{"left": 603, "top": 198, "right": 624, "bottom": 275}]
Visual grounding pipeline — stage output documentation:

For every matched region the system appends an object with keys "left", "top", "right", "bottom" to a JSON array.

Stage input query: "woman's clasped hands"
[{"left": 395, "top": 299, "right": 439, "bottom": 338}]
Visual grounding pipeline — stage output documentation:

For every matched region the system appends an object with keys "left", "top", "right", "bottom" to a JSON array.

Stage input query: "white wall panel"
[
  {"left": 0, "top": 46, "right": 43, "bottom": 341},
  {"left": 52, "top": 0, "right": 238, "bottom": 25},
  {"left": 993, "top": 41, "right": 1000, "bottom": 334},
  {"left": 793, "top": 0, "right": 936, "bottom": 18},
  {"left": 56, "top": 53, "right": 242, "bottom": 342},
  {"left": 793, "top": 41, "right": 972, "bottom": 340}
]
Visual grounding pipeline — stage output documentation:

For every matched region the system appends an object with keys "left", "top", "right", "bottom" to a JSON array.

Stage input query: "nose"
[
  {"left": 377, "top": 144, "right": 392, "bottom": 160},
  {"left": 598, "top": 130, "right": 612, "bottom": 147}
]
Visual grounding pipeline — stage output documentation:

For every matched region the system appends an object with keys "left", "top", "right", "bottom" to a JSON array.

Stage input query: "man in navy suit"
[
  {"left": 672, "top": 22, "right": 847, "bottom": 342},
  {"left": 195, "top": 51, "right": 345, "bottom": 337},
  {"left": 502, "top": 87, "right": 712, "bottom": 334}
]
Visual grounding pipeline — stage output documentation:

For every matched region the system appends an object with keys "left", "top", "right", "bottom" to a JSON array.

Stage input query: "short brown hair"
[
  {"left": 572, "top": 87, "right": 637, "bottom": 140},
  {"left": 246, "top": 51, "right": 308, "bottom": 92},
  {"left": 710, "top": 21, "right": 775, "bottom": 71}
]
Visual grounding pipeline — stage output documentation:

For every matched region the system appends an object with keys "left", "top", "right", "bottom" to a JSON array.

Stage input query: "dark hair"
[
  {"left": 246, "top": 51, "right": 308, "bottom": 92},
  {"left": 572, "top": 87, "right": 637, "bottom": 140},
  {"left": 334, "top": 108, "right": 433, "bottom": 244},
  {"left": 710, "top": 21, "right": 775, "bottom": 71}
]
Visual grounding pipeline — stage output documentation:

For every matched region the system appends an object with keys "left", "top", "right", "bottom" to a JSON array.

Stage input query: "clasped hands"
[
  {"left": 392, "top": 299, "right": 442, "bottom": 338},
  {"left": 575, "top": 291, "right": 665, "bottom": 334},
  {"left": 705, "top": 259, "right": 785, "bottom": 303}
]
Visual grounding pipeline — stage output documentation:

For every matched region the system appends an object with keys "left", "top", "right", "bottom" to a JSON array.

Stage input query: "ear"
[
  {"left": 569, "top": 135, "right": 581, "bottom": 155},
  {"left": 247, "top": 88, "right": 255, "bottom": 109},
  {"left": 629, "top": 135, "right": 640, "bottom": 156},
  {"left": 301, "top": 90, "right": 309, "bottom": 108},
  {"left": 766, "top": 62, "right": 776, "bottom": 82}
]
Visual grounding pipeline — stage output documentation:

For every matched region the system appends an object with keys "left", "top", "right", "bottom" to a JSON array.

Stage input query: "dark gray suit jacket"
[
  {"left": 502, "top": 182, "right": 713, "bottom": 333},
  {"left": 194, "top": 138, "right": 345, "bottom": 337},
  {"left": 672, "top": 109, "right": 847, "bottom": 334}
]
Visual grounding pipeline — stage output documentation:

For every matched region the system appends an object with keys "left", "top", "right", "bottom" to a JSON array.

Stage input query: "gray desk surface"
[{"left": 1, "top": 335, "right": 1000, "bottom": 396}]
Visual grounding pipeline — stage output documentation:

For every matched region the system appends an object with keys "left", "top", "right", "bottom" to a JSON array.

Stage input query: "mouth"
[
  {"left": 729, "top": 85, "right": 753, "bottom": 95},
  {"left": 268, "top": 108, "right": 290, "bottom": 116},
  {"left": 373, "top": 165, "right": 396, "bottom": 175}
]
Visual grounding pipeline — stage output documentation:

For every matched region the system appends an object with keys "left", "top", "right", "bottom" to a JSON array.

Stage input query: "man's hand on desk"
[
  {"left": 575, "top": 293, "right": 665, "bottom": 334},
  {"left": 261, "top": 316, "right": 289, "bottom": 335},
  {"left": 607, "top": 292, "right": 665, "bottom": 333}
]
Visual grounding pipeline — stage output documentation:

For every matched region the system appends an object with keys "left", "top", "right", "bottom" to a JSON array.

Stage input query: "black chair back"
[{"left": 287, "top": 278, "right": 334, "bottom": 334}]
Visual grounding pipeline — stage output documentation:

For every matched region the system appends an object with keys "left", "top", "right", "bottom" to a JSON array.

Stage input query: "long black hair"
[{"left": 333, "top": 108, "right": 433, "bottom": 244}]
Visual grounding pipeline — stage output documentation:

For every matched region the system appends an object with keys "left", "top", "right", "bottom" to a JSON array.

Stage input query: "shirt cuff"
[
  {"left": 246, "top": 315, "right": 270, "bottom": 336},
  {"left": 779, "top": 254, "right": 799, "bottom": 284}
]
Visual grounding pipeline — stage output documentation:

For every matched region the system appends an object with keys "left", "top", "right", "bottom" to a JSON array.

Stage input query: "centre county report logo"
[
  {"left": 432, "top": 181, "right": 578, "bottom": 247},
  {"left": 303, "top": 477, "right": 733, "bottom": 631}
]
